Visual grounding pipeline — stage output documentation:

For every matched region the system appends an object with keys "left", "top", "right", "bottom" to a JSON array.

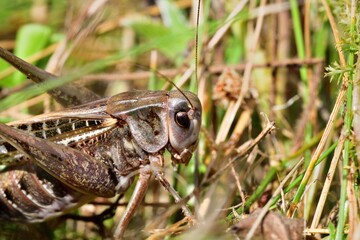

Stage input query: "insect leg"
[
  {"left": 149, "top": 155, "right": 194, "bottom": 223},
  {"left": 0, "top": 47, "right": 100, "bottom": 107},
  {"left": 113, "top": 165, "right": 152, "bottom": 239},
  {"left": 154, "top": 172, "right": 194, "bottom": 222},
  {"left": 0, "top": 123, "right": 117, "bottom": 197}
]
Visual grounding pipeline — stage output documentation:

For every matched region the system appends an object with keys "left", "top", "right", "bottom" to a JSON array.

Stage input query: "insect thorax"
[{"left": 79, "top": 123, "right": 154, "bottom": 192}]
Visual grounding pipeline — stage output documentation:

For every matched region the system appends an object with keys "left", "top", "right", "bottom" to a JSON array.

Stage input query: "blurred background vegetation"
[{"left": 0, "top": 0, "right": 359, "bottom": 239}]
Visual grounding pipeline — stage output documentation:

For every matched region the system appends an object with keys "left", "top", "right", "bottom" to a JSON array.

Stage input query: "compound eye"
[{"left": 175, "top": 111, "right": 191, "bottom": 128}]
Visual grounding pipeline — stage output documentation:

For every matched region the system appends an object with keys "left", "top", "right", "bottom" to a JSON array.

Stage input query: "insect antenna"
[
  {"left": 195, "top": 0, "right": 201, "bottom": 91},
  {"left": 124, "top": 1, "right": 202, "bottom": 111},
  {"left": 133, "top": 63, "right": 195, "bottom": 109}
]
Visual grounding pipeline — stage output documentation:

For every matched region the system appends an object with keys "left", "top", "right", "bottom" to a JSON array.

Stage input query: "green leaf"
[
  {"left": 157, "top": 0, "right": 188, "bottom": 30},
  {"left": 129, "top": 19, "right": 192, "bottom": 62},
  {"left": 225, "top": 36, "right": 243, "bottom": 64},
  {"left": 328, "top": 222, "right": 336, "bottom": 239},
  {"left": 1, "top": 23, "right": 52, "bottom": 88}
]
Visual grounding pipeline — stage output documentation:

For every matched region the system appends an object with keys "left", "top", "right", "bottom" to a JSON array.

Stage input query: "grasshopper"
[{"left": 0, "top": 45, "right": 201, "bottom": 239}]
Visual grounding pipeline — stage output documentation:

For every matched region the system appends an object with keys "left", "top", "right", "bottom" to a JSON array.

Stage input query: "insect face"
[{"left": 167, "top": 90, "right": 202, "bottom": 165}]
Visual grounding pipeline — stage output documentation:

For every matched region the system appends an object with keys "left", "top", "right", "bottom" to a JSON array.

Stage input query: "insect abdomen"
[{"left": 0, "top": 163, "right": 89, "bottom": 222}]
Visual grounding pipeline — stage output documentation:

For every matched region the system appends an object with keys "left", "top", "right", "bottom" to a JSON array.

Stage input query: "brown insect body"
[{"left": 0, "top": 88, "right": 202, "bottom": 234}]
